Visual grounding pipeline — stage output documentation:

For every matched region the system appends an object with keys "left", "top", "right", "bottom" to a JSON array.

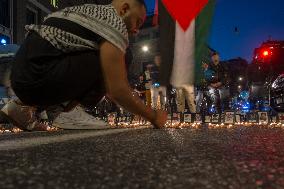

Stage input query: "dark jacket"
[{"left": 208, "top": 62, "right": 229, "bottom": 85}]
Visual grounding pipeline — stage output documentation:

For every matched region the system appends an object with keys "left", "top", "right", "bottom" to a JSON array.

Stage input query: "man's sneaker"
[
  {"left": 0, "top": 100, "right": 49, "bottom": 131},
  {"left": 52, "top": 106, "right": 109, "bottom": 130}
]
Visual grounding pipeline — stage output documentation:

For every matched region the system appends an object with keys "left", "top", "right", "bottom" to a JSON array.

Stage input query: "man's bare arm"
[{"left": 100, "top": 41, "right": 166, "bottom": 128}]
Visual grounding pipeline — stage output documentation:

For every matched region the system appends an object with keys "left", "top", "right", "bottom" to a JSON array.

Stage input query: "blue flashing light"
[
  {"left": 242, "top": 102, "right": 250, "bottom": 109},
  {"left": 209, "top": 106, "right": 216, "bottom": 114},
  {"left": 0, "top": 38, "right": 7, "bottom": 45},
  {"left": 241, "top": 102, "right": 250, "bottom": 113},
  {"left": 153, "top": 83, "right": 160, "bottom": 87}
]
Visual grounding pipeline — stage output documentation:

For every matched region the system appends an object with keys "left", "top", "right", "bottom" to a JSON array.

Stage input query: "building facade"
[
  {"left": 0, "top": 0, "right": 112, "bottom": 45},
  {"left": 128, "top": 26, "right": 160, "bottom": 80},
  {"left": 0, "top": 0, "right": 59, "bottom": 45},
  {"left": 250, "top": 40, "right": 284, "bottom": 81},
  {"left": 225, "top": 57, "right": 248, "bottom": 96},
  {"left": 130, "top": 27, "right": 159, "bottom": 64},
  {"left": 0, "top": 0, "right": 14, "bottom": 45},
  {"left": 128, "top": 14, "right": 160, "bottom": 77}
]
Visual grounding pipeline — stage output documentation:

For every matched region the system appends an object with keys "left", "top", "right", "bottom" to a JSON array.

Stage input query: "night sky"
[
  {"left": 144, "top": 0, "right": 284, "bottom": 62},
  {"left": 209, "top": 0, "right": 284, "bottom": 62}
]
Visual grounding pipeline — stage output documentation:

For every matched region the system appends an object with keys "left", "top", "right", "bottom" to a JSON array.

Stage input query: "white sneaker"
[
  {"left": 0, "top": 100, "right": 49, "bottom": 131},
  {"left": 53, "top": 106, "right": 109, "bottom": 130}
]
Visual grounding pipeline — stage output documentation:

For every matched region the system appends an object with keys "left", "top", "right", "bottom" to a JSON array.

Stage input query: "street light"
[
  {"left": 142, "top": 45, "right": 149, "bottom": 53},
  {"left": 239, "top": 77, "right": 243, "bottom": 81}
]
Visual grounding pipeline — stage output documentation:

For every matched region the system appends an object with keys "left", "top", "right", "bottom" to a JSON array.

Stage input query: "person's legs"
[
  {"left": 2, "top": 33, "right": 104, "bottom": 130},
  {"left": 158, "top": 86, "right": 167, "bottom": 110},
  {"left": 145, "top": 89, "right": 152, "bottom": 107},
  {"left": 208, "top": 86, "right": 215, "bottom": 102},
  {"left": 195, "top": 90, "right": 203, "bottom": 113},
  {"left": 151, "top": 87, "right": 159, "bottom": 109},
  {"left": 1, "top": 99, "right": 48, "bottom": 131},
  {"left": 150, "top": 87, "right": 155, "bottom": 108},
  {"left": 215, "top": 89, "right": 222, "bottom": 113},
  {"left": 220, "top": 88, "right": 229, "bottom": 111},
  {"left": 183, "top": 85, "right": 196, "bottom": 113},
  {"left": 2, "top": 68, "right": 16, "bottom": 98},
  {"left": 208, "top": 86, "right": 222, "bottom": 113},
  {"left": 176, "top": 87, "right": 185, "bottom": 113},
  {"left": 208, "top": 86, "right": 216, "bottom": 113}
]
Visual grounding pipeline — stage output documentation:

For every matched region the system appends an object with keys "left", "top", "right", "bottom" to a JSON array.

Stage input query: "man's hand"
[
  {"left": 100, "top": 41, "right": 166, "bottom": 127},
  {"left": 151, "top": 110, "right": 167, "bottom": 129}
]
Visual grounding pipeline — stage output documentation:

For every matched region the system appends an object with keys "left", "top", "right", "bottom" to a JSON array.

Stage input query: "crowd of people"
[{"left": 131, "top": 52, "right": 229, "bottom": 116}]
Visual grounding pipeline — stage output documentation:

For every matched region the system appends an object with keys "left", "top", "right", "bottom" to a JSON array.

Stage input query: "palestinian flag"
[{"left": 158, "top": 0, "right": 215, "bottom": 87}]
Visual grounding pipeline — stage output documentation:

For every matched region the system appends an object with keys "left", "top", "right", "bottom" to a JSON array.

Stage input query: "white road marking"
[{"left": 0, "top": 128, "right": 147, "bottom": 151}]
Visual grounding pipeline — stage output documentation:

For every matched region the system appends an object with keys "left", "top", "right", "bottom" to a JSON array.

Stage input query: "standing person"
[
  {"left": 207, "top": 52, "right": 229, "bottom": 113},
  {"left": 150, "top": 55, "right": 160, "bottom": 109},
  {"left": 153, "top": 55, "right": 167, "bottom": 110},
  {"left": 134, "top": 75, "right": 146, "bottom": 104},
  {"left": 175, "top": 85, "right": 196, "bottom": 114},
  {"left": 1, "top": 0, "right": 167, "bottom": 131},
  {"left": 133, "top": 74, "right": 146, "bottom": 123},
  {"left": 196, "top": 61, "right": 212, "bottom": 113},
  {"left": 144, "top": 65, "right": 153, "bottom": 107}
]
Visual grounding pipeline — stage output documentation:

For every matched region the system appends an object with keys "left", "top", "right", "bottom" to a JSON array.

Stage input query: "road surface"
[{"left": 1, "top": 126, "right": 284, "bottom": 189}]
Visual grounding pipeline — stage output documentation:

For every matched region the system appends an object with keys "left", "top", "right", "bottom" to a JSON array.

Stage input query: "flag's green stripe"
[{"left": 195, "top": 0, "right": 216, "bottom": 85}]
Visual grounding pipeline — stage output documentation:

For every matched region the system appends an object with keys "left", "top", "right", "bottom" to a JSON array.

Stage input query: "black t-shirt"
[
  {"left": 11, "top": 18, "right": 106, "bottom": 106},
  {"left": 208, "top": 62, "right": 228, "bottom": 84}
]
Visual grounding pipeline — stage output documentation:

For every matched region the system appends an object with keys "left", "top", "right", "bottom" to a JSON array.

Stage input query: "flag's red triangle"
[{"left": 162, "top": 0, "right": 209, "bottom": 31}]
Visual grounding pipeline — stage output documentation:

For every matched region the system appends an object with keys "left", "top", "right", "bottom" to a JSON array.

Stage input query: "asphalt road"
[{"left": 1, "top": 126, "right": 284, "bottom": 189}]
